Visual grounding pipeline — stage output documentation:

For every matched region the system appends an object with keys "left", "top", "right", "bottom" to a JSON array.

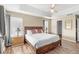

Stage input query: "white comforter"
[{"left": 25, "top": 33, "right": 59, "bottom": 48}]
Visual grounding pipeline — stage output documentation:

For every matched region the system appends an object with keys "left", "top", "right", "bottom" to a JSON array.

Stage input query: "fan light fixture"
[
  {"left": 51, "top": 4, "right": 55, "bottom": 13},
  {"left": 51, "top": 4, "right": 55, "bottom": 9},
  {"left": 51, "top": 9, "right": 54, "bottom": 13}
]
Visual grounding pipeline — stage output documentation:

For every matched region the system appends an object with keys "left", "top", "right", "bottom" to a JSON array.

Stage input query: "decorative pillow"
[
  {"left": 35, "top": 29, "right": 38, "bottom": 32},
  {"left": 32, "top": 29, "right": 37, "bottom": 34},
  {"left": 27, "top": 30, "right": 32, "bottom": 35},
  {"left": 38, "top": 29, "right": 43, "bottom": 33}
]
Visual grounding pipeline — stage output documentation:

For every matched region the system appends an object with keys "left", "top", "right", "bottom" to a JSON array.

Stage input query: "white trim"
[{"left": 6, "top": 9, "right": 51, "bottom": 19}]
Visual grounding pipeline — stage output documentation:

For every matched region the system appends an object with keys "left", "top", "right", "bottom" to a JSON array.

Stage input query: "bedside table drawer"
[{"left": 12, "top": 37, "right": 24, "bottom": 46}]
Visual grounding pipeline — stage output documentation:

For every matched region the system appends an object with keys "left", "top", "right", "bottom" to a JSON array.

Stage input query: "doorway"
[{"left": 57, "top": 21, "right": 62, "bottom": 37}]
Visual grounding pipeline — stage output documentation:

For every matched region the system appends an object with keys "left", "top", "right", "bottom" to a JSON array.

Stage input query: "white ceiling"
[
  {"left": 54, "top": 4, "right": 79, "bottom": 12},
  {"left": 28, "top": 4, "right": 51, "bottom": 13},
  {"left": 28, "top": 4, "right": 79, "bottom": 15},
  {"left": 29, "top": 4, "right": 79, "bottom": 12},
  {"left": 6, "top": 4, "right": 79, "bottom": 18},
  {"left": 54, "top": 4, "right": 79, "bottom": 16}
]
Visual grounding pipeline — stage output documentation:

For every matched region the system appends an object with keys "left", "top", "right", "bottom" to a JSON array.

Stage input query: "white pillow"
[{"left": 27, "top": 30, "right": 32, "bottom": 35}]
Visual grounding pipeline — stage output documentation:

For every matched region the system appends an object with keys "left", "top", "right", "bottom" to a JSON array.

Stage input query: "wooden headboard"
[{"left": 24, "top": 26, "right": 44, "bottom": 34}]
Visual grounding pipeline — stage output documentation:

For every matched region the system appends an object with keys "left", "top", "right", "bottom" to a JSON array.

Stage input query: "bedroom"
[{"left": 0, "top": 4, "right": 79, "bottom": 54}]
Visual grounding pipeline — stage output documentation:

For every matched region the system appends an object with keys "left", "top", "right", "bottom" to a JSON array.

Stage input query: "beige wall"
[
  {"left": 51, "top": 15, "right": 76, "bottom": 41},
  {"left": 62, "top": 15, "right": 76, "bottom": 41},
  {"left": 48, "top": 20, "right": 51, "bottom": 33},
  {"left": 51, "top": 19, "right": 58, "bottom": 34},
  {"left": 23, "top": 15, "right": 43, "bottom": 27},
  {"left": 8, "top": 12, "right": 44, "bottom": 27},
  {"left": 8, "top": 12, "right": 51, "bottom": 32}
]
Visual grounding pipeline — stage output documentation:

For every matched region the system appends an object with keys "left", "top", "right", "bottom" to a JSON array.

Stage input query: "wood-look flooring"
[{"left": 5, "top": 39, "right": 79, "bottom": 54}]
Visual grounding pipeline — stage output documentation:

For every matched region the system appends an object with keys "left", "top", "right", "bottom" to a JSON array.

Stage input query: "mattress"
[{"left": 25, "top": 33, "right": 59, "bottom": 48}]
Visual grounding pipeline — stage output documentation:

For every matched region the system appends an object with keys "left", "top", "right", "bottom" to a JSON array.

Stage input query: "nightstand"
[{"left": 12, "top": 36, "right": 24, "bottom": 46}]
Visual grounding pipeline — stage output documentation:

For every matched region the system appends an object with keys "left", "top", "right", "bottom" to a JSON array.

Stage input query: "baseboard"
[{"left": 62, "top": 36, "right": 76, "bottom": 43}]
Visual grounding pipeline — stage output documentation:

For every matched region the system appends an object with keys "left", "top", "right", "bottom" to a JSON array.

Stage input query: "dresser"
[{"left": 12, "top": 36, "right": 24, "bottom": 46}]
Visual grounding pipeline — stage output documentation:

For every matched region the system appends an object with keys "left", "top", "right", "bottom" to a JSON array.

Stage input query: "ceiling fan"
[{"left": 51, "top": 4, "right": 57, "bottom": 13}]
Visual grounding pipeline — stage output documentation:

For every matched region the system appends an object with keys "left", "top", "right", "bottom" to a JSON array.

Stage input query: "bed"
[{"left": 24, "top": 26, "right": 62, "bottom": 54}]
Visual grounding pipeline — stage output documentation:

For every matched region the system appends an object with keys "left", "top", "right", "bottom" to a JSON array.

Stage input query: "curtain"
[
  {"left": 5, "top": 15, "right": 11, "bottom": 46},
  {"left": 43, "top": 20, "right": 48, "bottom": 33},
  {"left": 43, "top": 20, "right": 45, "bottom": 32}
]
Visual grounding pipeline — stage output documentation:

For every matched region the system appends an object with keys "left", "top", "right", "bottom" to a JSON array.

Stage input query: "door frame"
[{"left": 76, "top": 15, "right": 79, "bottom": 43}]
